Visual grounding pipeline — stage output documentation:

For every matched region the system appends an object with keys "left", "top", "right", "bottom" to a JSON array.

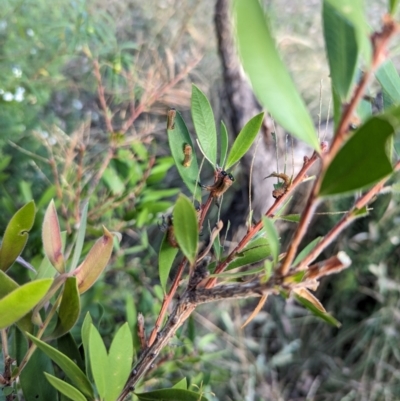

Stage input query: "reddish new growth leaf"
[{"left": 73, "top": 226, "right": 115, "bottom": 294}]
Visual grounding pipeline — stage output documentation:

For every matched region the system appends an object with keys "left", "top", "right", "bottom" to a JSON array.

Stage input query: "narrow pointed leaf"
[
  {"left": 173, "top": 195, "right": 198, "bottom": 265},
  {"left": 106, "top": 323, "right": 134, "bottom": 401},
  {"left": 136, "top": 389, "right": 209, "bottom": 401},
  {"left": 167, "top": 111, "right": 200, "bottom": 200},
  {"left": 323, "top": 2, "right": 358, "bottom": 101},
  {"left": 191, "top": 84, "right": 217, "bottom": 166},
  {"left": 0, "top": 270, "right": 32, "bottom": 332},
  {"left": 220, "top": 121, "right": 229, "bottom": 168},
  {"left": 233, "top": 0, "right": 320, "bottom": 151},
  {"left": 0, "top": 200, "right": 35, "bottom": 271},
  {"left": 57, "top": 333, "right": 85, "bottom": 373},
  {"left": 210, "top": 265, "right": 264, "bottom": 279},
  {"left": 323, "top": 0, "right": 370, "bottom": 101},
  {"left": 0, "top": 279, "right": 53, "bottom": 329},
  {"left": 172, "top": 378, "right": 187, "bottom": 390},
  {"left": 278, "top": 214, "right": 301, "bottom": 223},
  {"left": 73, "top": 226, "right": 115, "bottom": 293},
  {"left": 389, "top": 0, "right": 400, "bottom": 14},
  {"left": 70, "top": 202, "right": 89, "bottom": 272},
  {"left": 89, "top": 324, "right": 108, "bottom": 400},
  {"left": 42, "top": 199, "right": 65, "bottom": 273},
  {"left": 225, "top": 112, "right": 264, "bottom": 170},
  {"left": 20, "top": 347, "right": 57, "bottom": 401},
  {"left": 81, "top": 312, "right": 93, "bottom": 378},
  {"left": 293, "top": 237, "right": 323, "bottom": 266},
  {"left": 227, "top": 237, "right": 271, "bottom": 271},
  {"left": 27, "top": 333, "right": 94, "bottom": 399},
  {"left": 376, "top": 60, "right": 400, "bottom": 109},
  {"left": 48, "top": 277, "right": 80, "bottom": 340},
  {"left": 294, "top": 289, "right": 341, "bottom": 327},
  {"left": 320, "top": 117, "right": 394, "bottom": 196},
  {"left": 44, "top": 373, "right": 87, "bottom": 401},
  {"left": 159, "top": 235, "right": 179, "bottom": 292},
  {"left": 262, "top": 217, "right": 280, "bottom": 265}
]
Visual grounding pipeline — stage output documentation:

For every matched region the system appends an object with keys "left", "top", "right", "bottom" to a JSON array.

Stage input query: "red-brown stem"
[
  {"left": 328, "top": 16, "right": 398, "bottom": 163},
  {"left": 279, "top": 17, "right": 399, "bottom": 275},
  {"left": 92, "top": 58, "right": 114, "bottom": 134},
  {"left": 147, "top": 258, "right": 187, "bottom": 346},
  {"left": 296, "top": 160, "right": 400, "bottom": 270},
  {"left": 205, "top": 152, "right": 319, "bottom": 288},
  {"left": 198, "top": 194, "right": 214, "bottom": 230}
]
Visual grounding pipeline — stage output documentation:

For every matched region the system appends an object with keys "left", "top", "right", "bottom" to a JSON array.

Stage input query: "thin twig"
[
  {"left": 279, "top": 18, "right": 399, "bottom": 275},
  {"left": 295, "top": 160, "right": 400, "bottom": 270},
  {"left": 92, "top": 58, "right": 114, "bottom": 134},
  {"left": 205, "top": 151, "right": 319, "bottom": 288}
]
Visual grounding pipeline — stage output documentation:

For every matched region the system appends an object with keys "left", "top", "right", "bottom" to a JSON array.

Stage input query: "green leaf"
[
  {"left": 0, "top": 279, "right": 53, "bottom": 329},
  {"left": 172, "top": 378, "right": 187, "bottom": 390},
  {"left": 210, "top": 265, "right": 264, "bottom": 279},
  {"left": 376, "top": 60, "right": 400, "bottom": 109},
  {"left": 136, "top": 388, "right": 209, "bottom": 401},
  {"left": 89, "top": 324, "right": 108, "bottom": 400},
  {"left": 389, "top": 0, "right": 400, "bottom": 14},
  {"left": 44, "top": 373, "right": 87, "bottom": 401},
  {"left": 0, "top": 270, "right": 33, "bottom": 332},
  {"left": 219, "top": 121, "right": 229, "bottom": 168},
  {"left": 262, "top": 217, "right": 280, "bottom": 265},
  {"left": 233, "top": 0, "right": 319, "bottom": 151},
  {"left": 81, "top": 312, "right": 93, "bottom": 379},
  {"left": 27, "top": 333, "right": 94, "bottom": 399},
  {"left": 225, "top": 113, "right": 264, "bottom": 170},
  {"left": 212, "top": 229, "right": 222, "bottom": 261},
  {"left": 323, "top": 2, "right": 357, "bottom": 101},
  {"left": 57, "top": 333, "right": 85, "bottom": 373},
  {"left": 158, "top": 234, "right": 179, "bottom": 292},
  {"left": 42, "top": 199, "right": 65, "bottom": 273},
  {"left": 319, "top": 117, "right": 394, "bottom": 196},
  {"left": 351, "top": 205, "right": 369, "bottom": 218},
  {"left": 173, "top": 195, "right": 199, "bottom": 265},
  {"left": 106, "top": 323, "right": 134, "bottom": 401},
  {"left": 293, "top": 237, "right": 323, "bottom": 266},
  {"left": 167, "top": 111, "right": 200, "bottom": 200},
  {"left": 227, "top": 237, "right": 271, "bottom": 271},
  {"left": 294, "top": 292, "right": 341, "bottom": 327},
  {"left": 191, "top": 84, "right": 217, "bottom": 166},
  {"left": 323, "top": 0, "right": 370, "bottom": 101},
  {"left": 278, "top": 214, "right": 301, "bottom": 223},
  {"left": 102, "top": 166, "right": 125, "bottom": 194},
  {"left": 48, "top": 277, "right": 80, "bottom": 340},
  {"left": 0, "top": 200, "right": 36, "bottom": 271},
  {"left": 20, "top": 346, "right": 57, "bottom": 401},
  {"left": 69, "top": 202, "right": 88, "bottom": 272}
]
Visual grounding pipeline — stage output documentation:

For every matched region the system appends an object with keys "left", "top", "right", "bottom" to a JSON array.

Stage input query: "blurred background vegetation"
[{"left": 2, "top": 0, "right": 400, "bottom": 400}]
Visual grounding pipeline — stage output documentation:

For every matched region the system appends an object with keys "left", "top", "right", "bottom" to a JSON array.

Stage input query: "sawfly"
[
  {"left": 182, "top": 143, "right": 192, "bottom": 167},
  {"left": 167, "top": 108, "right": 176, "bottom": 130}
]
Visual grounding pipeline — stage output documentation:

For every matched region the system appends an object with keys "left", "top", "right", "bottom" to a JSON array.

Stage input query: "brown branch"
[
  {"left": 296, "top": 160, "right": 400, "bottom": 270},
  {"left": 279, "top": 17, "right": 399, "bottom": 275},
  {"left": 147, "top": 258, "right": 188, "bottom": 346},
  {"left": 205, "top": 150, "right": 320, "bottom": 288},
  {"left": 92, "top": 58, "right": 114, "bottom": 134},
  {"left": 118, "top": 15, "right": 400, "bottom": 401}
]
